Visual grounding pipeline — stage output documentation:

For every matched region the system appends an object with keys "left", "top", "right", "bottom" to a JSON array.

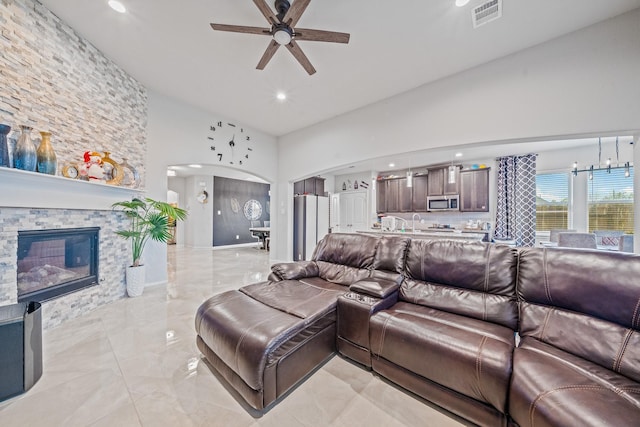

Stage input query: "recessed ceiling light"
[
  {"left": 188, "top": 164, "right": 203, "bottom": 168},
  {"left": 276, "top": 92, "right": 287, "bottom": 101},
  {"left": 455, "top": 152, "right": 463, "bottom": 157},
  {"left": 389, "top": 163, "right": 395, "bottom": 168},
  {"left": 108, "top": 0, "right": 127, "bottom": 13},
  {"left": 455, "top": 0, "right": 470, "bottom": 7},
  {"left": 167, "top": 170, "right": 176, "bottom": 177}
]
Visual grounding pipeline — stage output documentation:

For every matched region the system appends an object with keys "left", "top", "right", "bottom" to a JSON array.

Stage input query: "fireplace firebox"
[{"left": 17, "top": 227, "right": 100, "bottom": 302}]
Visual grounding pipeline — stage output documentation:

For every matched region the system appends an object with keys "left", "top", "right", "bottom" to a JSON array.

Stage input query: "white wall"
[
  {"left": 145, "top": 92, "right": 278, "bottom": 284},
  {"left": 273, "top": 9, "right": 640, "bottom": 261}
]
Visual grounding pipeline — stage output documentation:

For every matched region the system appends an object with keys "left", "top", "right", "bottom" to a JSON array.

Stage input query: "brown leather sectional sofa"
[{"left": 195, "top": 233, "right": 640, "bottom": 426}]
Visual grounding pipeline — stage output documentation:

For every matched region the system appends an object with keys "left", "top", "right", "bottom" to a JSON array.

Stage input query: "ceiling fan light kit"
[{"left": 210, "top": 0, "right": 350, "bottom": 75}]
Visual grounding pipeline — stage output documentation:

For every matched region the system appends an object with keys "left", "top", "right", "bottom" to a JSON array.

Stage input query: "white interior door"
[{"left": 340, "top": 191, "right": 369, "bottom": 233}]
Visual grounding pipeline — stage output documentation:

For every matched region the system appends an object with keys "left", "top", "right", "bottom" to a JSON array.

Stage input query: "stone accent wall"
[
  {"left": 0, "top": 208, "right": 131, "bottom": 329},
  {"left": 0, "top": 0, "right": 147, "bottom": 186},
  {"left": 0, "top": 1, "right": 149, "bottom": 328}
]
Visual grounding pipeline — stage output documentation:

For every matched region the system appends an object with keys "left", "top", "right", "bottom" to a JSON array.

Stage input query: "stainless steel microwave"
[{"left": 426, "top": 195, "right": 459, "bottom": 211}]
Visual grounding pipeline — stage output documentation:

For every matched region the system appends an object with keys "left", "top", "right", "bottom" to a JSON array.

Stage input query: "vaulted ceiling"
[{"left": 41, "top": 0, "right": 640, "bottom": 137}]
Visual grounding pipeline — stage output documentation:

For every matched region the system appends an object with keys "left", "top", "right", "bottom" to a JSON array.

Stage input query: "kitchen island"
[{"left": 357, "top": 229, "right": 486, "bottom": 241}]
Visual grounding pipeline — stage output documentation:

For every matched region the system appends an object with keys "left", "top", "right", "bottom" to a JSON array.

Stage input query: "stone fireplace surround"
[{"left": 0, "top": 168, "right": 140, "bottom": 329}]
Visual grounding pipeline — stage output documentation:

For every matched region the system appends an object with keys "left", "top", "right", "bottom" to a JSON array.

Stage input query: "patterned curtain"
[{"left": 494, "top": 154, "right": 537, "bottom": 247}]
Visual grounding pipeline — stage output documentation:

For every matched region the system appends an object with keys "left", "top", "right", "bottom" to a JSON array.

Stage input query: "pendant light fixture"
[
  {"left": 571, "top": 137, "right": 633, "bottom": 178},
  {"left": 406, "top": 171, "right": 413, "bottom": 188}
]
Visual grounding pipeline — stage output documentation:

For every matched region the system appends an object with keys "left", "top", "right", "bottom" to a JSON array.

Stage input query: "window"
[
  {"left": 588, "top": 167, "right": 634, "bottom": 233},
  {"left": 536, "top": 173, "right": 569, "bottom": 231}
]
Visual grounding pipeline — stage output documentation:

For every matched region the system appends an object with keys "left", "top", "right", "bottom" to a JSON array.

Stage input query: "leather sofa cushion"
[
  {"left": 315, "top": 260, "right": 371, "bottom": 286},
  {"left": 370, "top": 302, "right": 515, "bottom": 412},
  {"left": 196, "top": 288, "right": 339, "bottom": 392},
  {"left": 518, "top": 247, "right": 640, "bottom": 381},
  {"left": 509, "top": 337, "right": 640, "bottom": 427},
  {"left": 404, "top": 240, "right": 518, "bottom": 296},
  {"left": 350, "top": 277, "right": 399, "bottom": 299},
  {"left": 270, "top": 260, "right": 319, "bottom": 281},
  {"left": 372, "top": 235, "right": 410, "bottom": 274},
  {"left": 196, "top": 290, "right": 304, "bottom": 391},
  {"left": 401, "top": 240, "right": 518, "bottom": 329},
  {"left": 240, "top": 280, "right": 346, "bottom": 320},
  {"left": 518, "top": 248, "right": 640, "bottom": 330},
  {"left": 312, "top": 233, "right": 379, "bottom": 269}
]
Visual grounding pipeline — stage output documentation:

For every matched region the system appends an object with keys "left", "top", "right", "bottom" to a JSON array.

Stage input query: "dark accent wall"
[{"left": 213, "top": 177, "right": 270, "bottom": 247}]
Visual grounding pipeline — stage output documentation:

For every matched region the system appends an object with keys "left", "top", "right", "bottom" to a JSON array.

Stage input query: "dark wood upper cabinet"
[
  {"left": 399, "top": 178, "right": 412, "bottom": 212},
  {"left": 412, "top": 175, "right": 428, "bottom": 211},
  {"left": 376, "top": 179, "right": 386, "bottom": 213},
  {"left": 294, "top": 177, "right": 325, "bottom": 195},
  {"left": 460, "top": 168, "right": 490, "bottom": 212},
  {"left": 385, "top": 179, "right": 400, "bottom": 212},
  {"left": 427, "top": 168, "right": 444, "bottom": 196},
  {"left": 443, "top": 167, "right": 460, "bottom": 195},
  {"left": 427, "top": 167, "right": 460, "bottom": 196}
]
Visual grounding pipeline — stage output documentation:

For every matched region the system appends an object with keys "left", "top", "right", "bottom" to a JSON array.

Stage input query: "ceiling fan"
[{"left": 210, "top": 0, "right": 350, "bottom": 75}]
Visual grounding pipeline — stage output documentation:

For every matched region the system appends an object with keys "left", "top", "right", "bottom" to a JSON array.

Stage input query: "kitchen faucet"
[{"left": 412, "top": 213, "right": 422, "bottom": 233}]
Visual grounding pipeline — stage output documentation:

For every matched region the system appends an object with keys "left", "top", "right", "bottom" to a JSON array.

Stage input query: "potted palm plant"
[{"left": 112, "top": 197, "right": 187, "bottom": 297}]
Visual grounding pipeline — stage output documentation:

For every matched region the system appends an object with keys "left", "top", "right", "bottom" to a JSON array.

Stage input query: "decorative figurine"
[{"left": 79, "top": 151, "right": 105, "bottom": 181}]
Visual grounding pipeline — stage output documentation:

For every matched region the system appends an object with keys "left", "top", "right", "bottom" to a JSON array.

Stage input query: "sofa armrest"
[
  {"left": 270, "top": 261, "right": 319, "bottom": 281},
  {"left": 350, "top": 277, "right": 400, "bottom": 299}
]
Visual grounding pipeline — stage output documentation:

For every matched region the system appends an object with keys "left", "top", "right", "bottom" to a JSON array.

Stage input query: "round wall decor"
[{"left": 243, "top": 199, "right": 262, "bottom": 221}]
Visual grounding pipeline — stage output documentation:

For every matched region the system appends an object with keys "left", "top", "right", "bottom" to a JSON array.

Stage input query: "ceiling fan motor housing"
[{"left": 274, "top": 0, "right": 291, "bottom": 21}]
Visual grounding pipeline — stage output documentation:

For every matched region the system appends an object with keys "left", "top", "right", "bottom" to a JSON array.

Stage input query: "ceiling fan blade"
[
  {"left": 253, "top": 0, "right": 280, "bottom": 25},
  {"left": 210, "top": 23, "right": 271, "bottom": 36},
  {"left": 294, "top": 28, "right": 350, "bottom": 44},
  {"left": 285, "top": 40, "right": 316, "bottom": 75},
  {"left": 282, "top": 0, "right": 310, "bottom": 27},
  {"left": 257, "top": 40, "right": 281, "bottom": 70}
]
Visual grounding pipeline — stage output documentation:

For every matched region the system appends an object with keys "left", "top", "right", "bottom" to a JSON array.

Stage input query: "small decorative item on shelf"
[
  {"left": 79, "top": 151, "right": 105, "bottom": 181},
  {"left": 61, "top": 163, "right": 80, "bottom": 179},
  {"left": 0, "top": 124, "right": 10, "bottom": 167},
  {"left": 14, "top": 125, "right": 37, "bottom": 171},
  {"left": 118, "top": 157, "right": 140, "bottom": 188},
  {"left": 101, "top": 151, "right": 123, "bottom": 185},
  {"left": 7, "top": 130, "right": 18, "bottom": 167},
  {"left": 36, "top": 131, "right": 57, "bottom": 175}
]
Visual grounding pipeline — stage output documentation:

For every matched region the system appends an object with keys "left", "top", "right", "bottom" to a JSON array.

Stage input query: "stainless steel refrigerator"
[{"left": 293, "top": 195, "right": 329, "bottom": 261}]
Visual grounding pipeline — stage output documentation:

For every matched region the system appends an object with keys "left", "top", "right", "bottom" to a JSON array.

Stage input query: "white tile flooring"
[{"left": 0, "top": 245, "right": 467, "bottom": 426}]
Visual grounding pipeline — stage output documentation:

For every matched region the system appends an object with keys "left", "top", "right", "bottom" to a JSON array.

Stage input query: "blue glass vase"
[
  {"left": 36, "top": 131, "right": 57, "bottom": 175},
  {"left": 0, "top": 124, "right": 10, "bottom": 167},
  {"left": 14, "top": 125, "right": 37, "bottom": 172}
]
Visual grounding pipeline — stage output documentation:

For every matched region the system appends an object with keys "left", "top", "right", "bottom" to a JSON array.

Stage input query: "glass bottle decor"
[
  {"left": 36, "top": 131, "right": 57, "bottom": 175},
  {"left": 119, "top": 157, "right": 140, "bottom": 188},
  {"left": 14, "top": 125, "right": 37, "bottom": 171},
  {"left": 0, "top": 124, "right": 10, "bottom": 167},
  {"left": 102, "top": 151, "right": 123, "bottom": 185}
]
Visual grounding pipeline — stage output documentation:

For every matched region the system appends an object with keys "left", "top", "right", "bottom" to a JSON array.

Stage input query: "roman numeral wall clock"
[{"left": 207, "top": 121, "right": 254, "bottom": 166}]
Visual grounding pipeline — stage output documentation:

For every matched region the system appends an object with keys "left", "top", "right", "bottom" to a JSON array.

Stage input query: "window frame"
[{"left": 535, "top": 170, "right": 573, "bottom": 233}]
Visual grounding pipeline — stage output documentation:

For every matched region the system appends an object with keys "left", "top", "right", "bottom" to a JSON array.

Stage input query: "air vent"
[{"left": 472, "top": 0, "right": 502, "bottom": 28}]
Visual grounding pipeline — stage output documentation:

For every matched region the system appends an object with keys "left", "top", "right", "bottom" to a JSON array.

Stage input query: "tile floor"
[{"left": 0, "top": 246, "right": 467, "bottom": 427}]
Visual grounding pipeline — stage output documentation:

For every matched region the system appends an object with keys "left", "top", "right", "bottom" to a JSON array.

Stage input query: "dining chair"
[
  {"left": 593, "top": 230, "right": 625, "bottom": 247},
  {"left": 549, "top": 229, "right": 576, "bottom": 243},
  {"left": 618, "top": 235, "right": 634, "bottom": 253},
  {"left": 557, "top": 232, "right": 597, "bottom": 249},
  {"left": 250, "top": 220, "right": 262, "bottom": 246}
]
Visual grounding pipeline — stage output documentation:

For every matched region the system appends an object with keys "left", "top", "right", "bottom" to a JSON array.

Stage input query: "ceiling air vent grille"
[{"left": 472, "top": 0, "right": 502, "bottom": 28}]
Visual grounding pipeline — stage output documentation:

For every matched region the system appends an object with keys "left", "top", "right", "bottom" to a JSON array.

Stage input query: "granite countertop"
[{"left": 358, "top": 229, "right": 485, "bottom": 240}]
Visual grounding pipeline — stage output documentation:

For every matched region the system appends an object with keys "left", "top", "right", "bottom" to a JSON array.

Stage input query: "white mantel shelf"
[{"left": 0, "top": 167, "right": 143, "bottom": 211}]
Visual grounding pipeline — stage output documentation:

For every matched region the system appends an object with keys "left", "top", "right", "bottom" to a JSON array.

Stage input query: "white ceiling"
[{"left": 40, "top": 0, "right": 640, "bottom": 137}]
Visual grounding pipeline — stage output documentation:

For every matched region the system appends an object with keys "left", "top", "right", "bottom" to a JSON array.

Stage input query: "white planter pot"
[{"left": 125, "top": 265, "right": 146, "bottom": 297}]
